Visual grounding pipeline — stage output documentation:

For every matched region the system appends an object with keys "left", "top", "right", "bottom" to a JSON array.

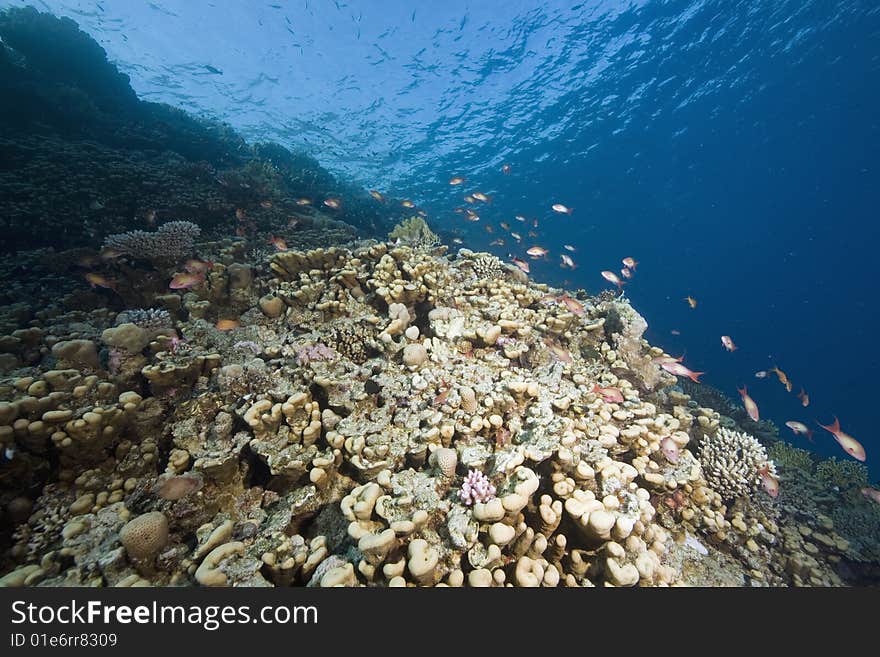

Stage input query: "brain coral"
[{"left": 120, "top": 511, "right": 169, "bottom": 561}]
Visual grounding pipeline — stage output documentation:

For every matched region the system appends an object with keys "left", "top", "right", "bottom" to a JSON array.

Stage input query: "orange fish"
[
  {"left": 269, "top": 236, "right": 288, "bottom": 251},
  {"left": 544, "top": 339, "right": 572, "bottom": 364},
  {"left": 685, "top": 296, "right": 697, "bottom": 309},
  {"left": 490, "top": 239, "right": 505, "bottom": 246},
  {"left": 463, "top": 195, "right": 476, "bottom": 204},
  {"left": 558, "top": 294, "right": 584, "bottom": 316},
  {"left": 862, "top": 487, "right": 880, "bottom": 504},
  {"left": 510, "top": 232, "right": 522, "bottom": 241},
  {"left": 235, "top": 208, "right": 246, "bottom": 221},
  {"left": 484, "top": 225, "right": 494, "bottom": 234},
  {"left": 449, "top": 176, "right": 465, "bottom": 185},
  {"left": 526, "top": 246, "right": 548, "bottom": 258},
  {"left": 653, "top": 354, "right": 685, "bottom": 365},
  {"left": 295, "top": 198, "right": 312, "bottom": 206},
  {"left": 369, "top": 190, "right": 385, "bottom": 202},
  {"left": 563, "top": 244, "right": 576, "bottom": 252},
  {"left": 500, "top": 222, "right": 510, "bottom": 231},
  {"left": 560, "top": 254, "right": 576, "bottom": 269},
  {"left": 501, "top": 164, "right": 511, "bottom": 174},
  {"left": 323, "top": 198, "right": 341, "bottom": 209},
  {"left": 169, "top": 272, "right": 205, "bottom": 290},
  {"left": 417, "top": 209, "right": 428, "bottom": 217},
  {"left": 797, "top": 388, "right": 810, "bottom": 407},
  {"left": 660, "top": 361, "right": 703, "bottom": 382},
  {"left": 785, "top": 421, "right": 814, "bottom": 442},
  {"left": 769, "top": 366, "right": 792, "bottom": 392},
  {"left": 184, "top": 259, "right": 213, "bottom": 275},
  {"left": 215, "top": 319, "right": 240, "bottom": 331},
  {"left": 515, "top": 215, "right": 526, "bottom": 222},
  {"left": 721, "top": 335, "right": 737, "bottom": 352},
  {"left": 817, "top": 417, "right": 866, "bottom": 462},
  {"left": 99, "top": 247, "right": 124, "bottom": 260},
  {"left": 510, "top": 257, "right": 530, "bottom": 274},
  {"left": 472, "top": 192, "right": 491, "bottom": 203},
  {"left": 601, "top": 270, "right": 625, "bottom": 291},
  {"left": 737, "top": 385, "right": 760, "bottom": 422},
  {"left": 758, "top": 464, "right": 779, "bottom": 498},
  {"left": 77, "top": 254, "right": 100, "bottom": 268},
  {"left": 622, "top": 257, "right": 638, "bottom": 270},
  {"left": 452, "top": 237, "right": 464, "bottom": 245},
  {"left": 620, "top": 267, "right": 632, "bottom": 279},
  {"left": 551, "top": 203, "right": 573, "bottom": 215},
  {"left": 260, "top": 200, "right": 273, "bottom": 209},
  {"left": 84, "top": 272, "right": 116, "bottom": 290},
  {"left": 670, "top": 329, "right": 681, "bottom": 336},
  {"left": 528, "top": 230, "right": 539, "bottom": 238},
  {"left": 591, "top": 383, "right": 624, "bottom": 403},
  {"left": 465, "top": 210, "right": 480, "bottom": 222},
  {"left": 401, "top": 200, "right": 415, "bottom": 208}
]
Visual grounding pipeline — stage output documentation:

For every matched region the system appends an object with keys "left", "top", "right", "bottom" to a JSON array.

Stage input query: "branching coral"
[
  {"left": 768, "top": 441, "right": 814, "bottom": 474},
  {"left": 698, "top": 427, "right": 776, "bottom": 501},
  {"left": 816, "top": 457, "right": 868, "bottom": 494}
]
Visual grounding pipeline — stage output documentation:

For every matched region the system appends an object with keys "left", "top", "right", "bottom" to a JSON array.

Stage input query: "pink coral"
[
  {"left": 295, "top": 343, "right": 338, "bottom": 366},
  {"left": 459, "top": 470, "right": 496, "bottom": 506}
]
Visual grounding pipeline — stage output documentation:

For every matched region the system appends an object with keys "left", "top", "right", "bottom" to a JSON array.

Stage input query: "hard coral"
[
  {"left": 102, "top": 220, "right": 201, "bottom": 264},
  {"left": 459, "top": 470, "right": 496, "bottom": 506},
  {"left": 698, "top": 427, "right": 776, "bottom": 502}
]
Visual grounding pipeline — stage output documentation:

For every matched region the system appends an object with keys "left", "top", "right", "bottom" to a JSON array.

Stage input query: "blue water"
[{"left": 8, "top": 0, "right": 880, "bottom": 477}]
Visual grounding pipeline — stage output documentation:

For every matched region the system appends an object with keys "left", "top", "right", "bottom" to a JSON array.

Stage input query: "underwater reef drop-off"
[{"left": 0, "top": 7, "right": 879, "bottom": 588}]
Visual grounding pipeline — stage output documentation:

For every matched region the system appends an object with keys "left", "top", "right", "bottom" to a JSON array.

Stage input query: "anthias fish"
[
  {"left": 269, "top": 236, "right": 288, "bottom": 251},
  {"left": 797, "top": 388, "right": 810, "bottom": 407},
  {"left": 601, "top": 270, "right": 624, "bottom": 291},
  {"left": 817, "top": 417, "right": 866, "bottom": 462},
  {"left": 526, "top": 246, "right": 548, "bottom": 258},
  {"left": 592, "top": 383, "right": 624, "bottom": 403},
  {"left": 622, "top": 257, "right": 638, "bottom": 270},
  {"left": 660, "top": 361, "right": 703, "bottom": 382},
  {"left": 721, "top": 335, "right": 737, "bottom": 351},
  {"left": 84, "top": 272, "right": 116, "bottom": 290},
  {"left": 558, "top": 294, "right": 584, "bottom": 316},
  {"left": 738, "top": 385, "right": 760, "bottom": 421},
  {"left": 785, "top": 421, "right": 814, "bottom": 442},
  {"left": 758, "top": 464, "right": 779, "bottom": 498},
  {"left": 169, "top": 272, "right": 205, "bottom": 290},
  {"left": 552, "top": 203, "right": 573, "bottom": 214}
]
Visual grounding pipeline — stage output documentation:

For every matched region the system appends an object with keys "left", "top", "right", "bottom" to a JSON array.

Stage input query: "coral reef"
[
  {"left": 1, "top": 231, "right": 876, "bottom": 590},
  {"left": 0, "top": 5, "right": 877, "bottom": 589},
  {"left": 102, "top": 221, "right": 202, "bottom": 265},
  {"left": 698, "top": 427, "right": 775, "bottom": 502}
]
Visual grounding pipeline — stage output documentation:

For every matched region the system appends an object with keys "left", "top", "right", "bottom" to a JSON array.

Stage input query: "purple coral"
[
  {"left": 295, "top": 343, "right": 338, "bottom": 366},
  {"left": 459, "top": 470, "right": 496, "bottom": 506}
]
